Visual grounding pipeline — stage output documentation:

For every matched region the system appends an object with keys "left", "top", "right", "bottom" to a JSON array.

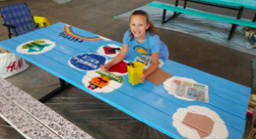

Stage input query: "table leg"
[
  {"left": 162, "top": 9, "right": 167, "bottom": 23},
  {"left": 174, "top": 0, "right": 179, "bottom": 16},
  {"left": 184, "top": 0, "right": 187, "bottom": 8},
  {"left": 228, "top": 24, "right": 237, "bottom": 40},
  {"left": 161, "top": 9, "right": 181, "bottom": 23},
  {"left": 253, "top": 13, "right": 256, "bottom": 22},
  {"left": 228, "top": 6, "right": 244, "bottom": 40},
  {"left": 39, "top": 78, "right": 72, "bottom": 103},
  {"left": 161, "top": 0, "right": 181, "bottom": 24}
]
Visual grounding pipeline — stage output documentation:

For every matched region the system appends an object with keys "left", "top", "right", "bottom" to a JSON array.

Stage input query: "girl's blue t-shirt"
[{"left": 123, "top": 31, "right": 169, "bottom": 59}]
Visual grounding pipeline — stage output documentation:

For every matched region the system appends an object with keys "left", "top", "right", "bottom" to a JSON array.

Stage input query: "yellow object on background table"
[
  {"left": 33, "top": 16, "right": 50, "bottom": 27},
  {"left": 127, "top": 62, "right": 144, "bottom": 86}
]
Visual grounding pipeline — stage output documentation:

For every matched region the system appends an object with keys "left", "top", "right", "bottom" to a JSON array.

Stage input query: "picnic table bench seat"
[{"left": 0, "top": 77, "right": 93, "bottom": 139}]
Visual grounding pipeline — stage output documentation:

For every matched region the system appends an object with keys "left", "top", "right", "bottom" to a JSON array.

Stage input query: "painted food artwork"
[
  {"left": 69, "top": 53, "right": 106, "bottom": 71},
  {"left": 173, "top": 105, "right": 228, "bottom": 139},
  {"left": 16, "top": 39, "right": 55, "bottom": 54},
  {"left": 97, "top": 44, "right": 122, "bottom": 57},
  {"left": 82, "top": 70, "right": 123, "bottom": 93},
  {"left": 82, "top": 59, "right": 127, "bottom": 93}
]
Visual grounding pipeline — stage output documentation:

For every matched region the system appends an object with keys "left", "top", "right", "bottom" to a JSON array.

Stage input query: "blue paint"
[{"left": 70, "top": 53, "right": 106, "bottom": 71}]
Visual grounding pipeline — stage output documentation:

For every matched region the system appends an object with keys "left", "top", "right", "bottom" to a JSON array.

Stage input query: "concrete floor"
[{"left": 0, "top": 0, "right": 255, "bottom": 138}]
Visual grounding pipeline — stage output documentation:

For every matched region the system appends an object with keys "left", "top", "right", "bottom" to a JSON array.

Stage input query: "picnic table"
[
  {"left": 149, "top": 0, "right": 256, "bottom": 40},
  {"left": 185, "top": 0, "right": 256, "bottom": 11},
  {"left": 0, "top": 22, "right": 251, "bottom": 138}
]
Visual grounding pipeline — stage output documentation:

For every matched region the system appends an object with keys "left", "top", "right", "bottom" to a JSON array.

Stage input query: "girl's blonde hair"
[{"left": 129, "top": 10, "right": 158, "bottom": 41}]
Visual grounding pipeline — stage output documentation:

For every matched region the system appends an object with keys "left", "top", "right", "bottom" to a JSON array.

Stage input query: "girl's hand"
[
  {"left": 100, "top": 43, "right": 129, "bottom": 72},
  {"left": 100, "top": 64, "right": 110, "bottom": 72},
  {"left": 139, "top": 74, "right": 146, "bottom": 83}
]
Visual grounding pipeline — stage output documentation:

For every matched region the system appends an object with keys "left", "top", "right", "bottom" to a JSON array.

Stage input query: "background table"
[
  {"left": 0, "top": 22, "right": 250, "bottom": 138},
  {"left": 186, "top": 0, "right": 256, "bottom": 10},
  {"left": 182, "top": 0, "right": 256, "bottom": 21}
]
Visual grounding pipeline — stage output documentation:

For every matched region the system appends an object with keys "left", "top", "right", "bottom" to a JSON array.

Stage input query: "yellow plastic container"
[
  {"left": 127, "top": 62, "right": 144, "bottom": 86},
  {"left": 33, "top": 16, "right": 50, "bottom": 27}
]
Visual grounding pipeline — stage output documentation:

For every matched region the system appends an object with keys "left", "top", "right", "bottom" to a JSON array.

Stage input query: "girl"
[{"left": 101, "top": 10, "right": 169, "bottom": 83}]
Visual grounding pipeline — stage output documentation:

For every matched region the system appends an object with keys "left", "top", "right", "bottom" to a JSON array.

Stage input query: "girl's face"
[{"left": 129, "top": 15, "right": 150, "bottom": 39}]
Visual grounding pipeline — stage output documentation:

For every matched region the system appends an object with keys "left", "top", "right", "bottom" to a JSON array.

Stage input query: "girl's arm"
[
  {"left": 139, "top": 52, "right": 159, "bottom": 83},
  {"left": 101, "top": 43, "right": 129, "bottom": 71}
]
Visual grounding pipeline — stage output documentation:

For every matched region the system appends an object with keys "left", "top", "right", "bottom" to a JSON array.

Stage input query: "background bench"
[
  {"left": 0, "top": 77, "right": 93, "bottom": 139},
  {"left": 149, "top": 1, "right": 256, "bottom": 40}
]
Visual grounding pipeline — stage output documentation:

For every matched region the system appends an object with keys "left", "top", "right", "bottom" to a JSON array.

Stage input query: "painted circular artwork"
[
  {"left": 172, "top": 105, "right": 228, "bottom": 139},
  {"left": 105, "top": 60, "right": 128, "bottom": 75},
  {"left": 163, "top": 76, "right": 209, "bottom": 102},
  {"left": 69, "top": 53, "right": 106, "bottom": 71},
  {"left": 82, "top": 70, "right": 123, "bottom": 93},
  {"left": 16, "top": 39, "right": 55, "bottom": 55},
  {"left": 97, "top": 44, "right": 122, "bottom": 57}
]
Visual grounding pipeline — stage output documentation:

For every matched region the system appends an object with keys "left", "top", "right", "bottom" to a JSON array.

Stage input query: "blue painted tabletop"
[{"left": 0, "top": 22, "right": 250, "bottom": 138}]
